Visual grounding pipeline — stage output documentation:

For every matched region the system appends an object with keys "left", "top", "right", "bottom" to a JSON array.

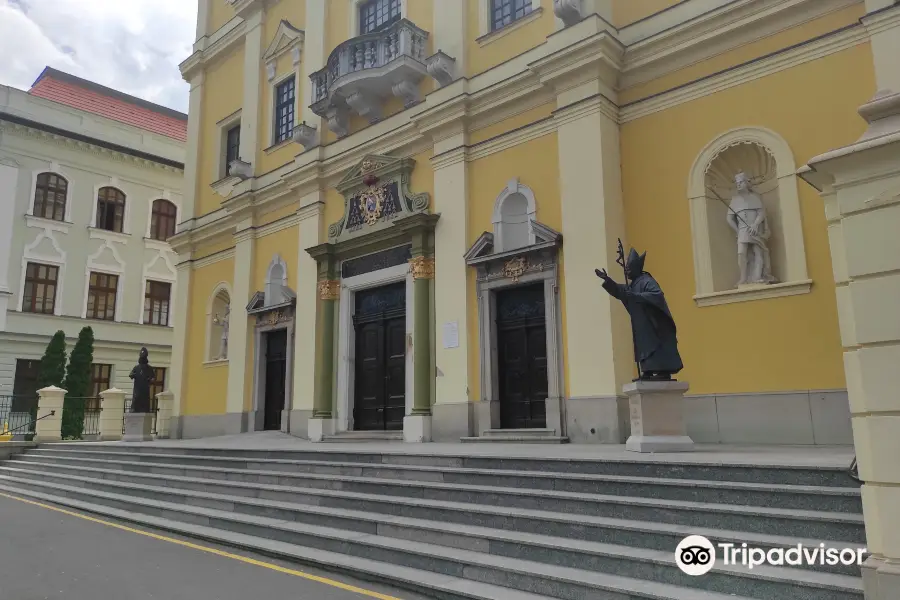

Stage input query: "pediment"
[
  {"left": 246, "top": 287, "right": 296, "bottom": 314},
  {"left": 465, "top": 220, "right": 561, "bottom": 266},
  {"left": 263, "top": 20, "right": 304, "bottom": 63}
]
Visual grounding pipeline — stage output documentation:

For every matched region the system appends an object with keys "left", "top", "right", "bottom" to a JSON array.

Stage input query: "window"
[
  {"left": 87, "top": 272, "right": 118, "bottom": 321},
  {"left": 225, "top": 124, "right": 241, "bottom": 176},
  {"left": 273, "top": 78, "right": 295, "bottom": 145},
  {"left": 359, "top": 0, "right": 401, "bottom": 34},
  {"left": 33, "top": 173, "right": 68, "bottom": 221},
  {"left": 491, "top": 0, "right": 532, "bottom": 31},
  {"left": 143, "top": 280, "right": 172, "bottom": 326},
  {"left": 96, "top": 187, "right": 126, "bottom": 233},
  {"left": 22, "top": 262, "right": 59, "bottom": 314},
  {"left": 12, "top": 359, "right": 40, "bottom": 412},
  {"left": 149, "top": 367, "right": 166, "bottom": 411},
  {"left": 90, "top": 364, "right": 112, "bottom": 398},
  {"left": 150, "top": 199, "right": 177, "bottom": 241}
]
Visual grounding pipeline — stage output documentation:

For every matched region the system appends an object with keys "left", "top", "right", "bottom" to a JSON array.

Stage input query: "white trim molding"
[
  {"left": 335, "top": 262, "right": 414, "bottom": 434},
  {"left": 263, "top": 19, "right": 305, "bottom": 81},
  {"left": 688, "top": 126, "right": 810, "bottom": 306}
]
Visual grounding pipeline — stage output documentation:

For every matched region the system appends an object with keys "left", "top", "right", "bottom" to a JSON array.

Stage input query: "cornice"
[
  {"left": 861, "top": 2, "right": 900, "bottom": 34},
  {"left": 192, "top": 248, "right": 236, "bottom": 270},
  {"left": 527, "top": 31, "right": 623, "bottom": 95},
  {"left": 180, "top": 16, "right": 246, "bottom": 81}
]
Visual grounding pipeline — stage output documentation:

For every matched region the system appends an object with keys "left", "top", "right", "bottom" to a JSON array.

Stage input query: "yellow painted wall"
[
  {"left": 613, "top": 0, "right": 683, "bottom": 27},
  {"left": 466, "top": 0, "right": 554, "bottom": 77},
  {"left": 620, "top": 5, "right": 865, "bottom": 104},
  {"left": 466, "top": 133, "right": 562, "bottom": 400},
  {"left": 183, "top": 259, "right": 234, "bottom": 416},
  {"left": 207, "top": 1, "right": 234, "bottom": 36},
  {"left": 326, "top": 0, "right": 351, "bottom": 60},
  {"left": 194, "top": 238, "right": 236, "bottom": 261},
  {"left": 195, "top": 46, "right": 245, "bottom": 218},
  {"left": 619, "top": 43, "right": 875, "bottom": 395},
  {"left": 470, "top": 102, "right": 554, "bottom": 145}
]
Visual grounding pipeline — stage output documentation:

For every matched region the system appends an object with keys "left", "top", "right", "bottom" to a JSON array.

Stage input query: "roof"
[{"left": 28, "top": 67, "right": 188, "bottom": 142}]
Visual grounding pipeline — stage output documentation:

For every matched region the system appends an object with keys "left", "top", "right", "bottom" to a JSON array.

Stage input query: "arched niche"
[
  {"left": 492, "top": 178, "right": 537, "bottom": 253},
  {"left": 688, "top": 127, "right": 811, "bottom": 306},
  {"left": 264, "top": 254, "right": 290, "bottom": 306},
  {"left": 207, "top": 283, "right": 232, "bottom": 362}
]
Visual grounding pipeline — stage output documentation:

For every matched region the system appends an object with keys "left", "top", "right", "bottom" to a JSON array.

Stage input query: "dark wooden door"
[
  {"left": 353, "top": 282, "right": 406, "bottom": 431},
  {"left": 496, "top": 283, "right": 548, "bottom": 429},
  {"left": 264, "top": 329, "right": 287, "bottom": 431}
]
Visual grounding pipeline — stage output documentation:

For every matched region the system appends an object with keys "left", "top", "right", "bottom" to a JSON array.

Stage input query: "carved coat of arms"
[{"left": 359, "top": 186, "right": 385, "bottom": 226}]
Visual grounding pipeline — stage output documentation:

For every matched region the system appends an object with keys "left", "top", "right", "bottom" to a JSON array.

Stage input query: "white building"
[{"left": 0, "top": 68, "right": 185, "bottom": 405}]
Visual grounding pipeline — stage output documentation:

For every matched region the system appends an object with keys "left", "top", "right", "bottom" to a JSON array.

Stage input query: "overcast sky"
[{"left": 0, "top": 0, "right": 196, "bottom": 112}]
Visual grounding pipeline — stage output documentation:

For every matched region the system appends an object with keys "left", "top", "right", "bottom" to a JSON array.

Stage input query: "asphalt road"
[{"left": 0, "top": 493, "right": 429, "bottom": 600}]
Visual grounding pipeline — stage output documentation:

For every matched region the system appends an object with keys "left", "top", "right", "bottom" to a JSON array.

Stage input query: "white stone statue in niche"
[
  {"left": 727, "top": 171, "right": 777, "bottom": 286},
  {"left": 214, "top": 304, "right": 230, "bottom": 360}
]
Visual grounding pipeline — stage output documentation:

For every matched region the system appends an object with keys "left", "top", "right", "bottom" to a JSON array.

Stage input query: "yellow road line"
[{"left": 0, "top": 491, "right": 404, "bottom": 600}]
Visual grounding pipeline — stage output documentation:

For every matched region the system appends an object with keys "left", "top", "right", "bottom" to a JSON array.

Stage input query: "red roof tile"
[{"left": 28, "top": 68, "right": 187, "bottom": 142}]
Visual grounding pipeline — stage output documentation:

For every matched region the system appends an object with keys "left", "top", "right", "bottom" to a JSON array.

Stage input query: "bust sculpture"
[
  {"left": 728, "top": 171, "right": 776, "bottom": 286},
  {"left": 596, "top": 245, "right": 684, "bottom": 381},
  {"left": 129, "top": 347, "right": 156, "bottom": 413}
]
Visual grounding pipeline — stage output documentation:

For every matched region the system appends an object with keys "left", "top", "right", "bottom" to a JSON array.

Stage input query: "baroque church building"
[{"left": 168, "top": 0, "right": 897, "bottom": 445}]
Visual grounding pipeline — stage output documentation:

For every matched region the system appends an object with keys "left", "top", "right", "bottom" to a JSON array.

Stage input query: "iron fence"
[
  {"left": 0, "top": 394, "right": 38, "bottom": 439},
  {"left": 123, "top": 397, "right": 158, "bottom": 435},
  {"left": 62, "top": 397, "right": 102, "bottom": 439}
]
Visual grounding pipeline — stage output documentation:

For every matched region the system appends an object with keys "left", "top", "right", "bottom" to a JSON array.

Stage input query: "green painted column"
[
  {"left": 410, "top": 256, "right": 434, "bottom": 416},
  {"left": 313, "top": 280, "right": 339, "bottom": 418}
]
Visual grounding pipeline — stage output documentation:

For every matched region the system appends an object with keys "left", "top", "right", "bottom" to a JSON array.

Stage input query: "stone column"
[
  {"left": 432, "top": 0, "right": 466, "bottom": 74},
  {"left": 405, "top": 255, "right": 434, "bottom": 442},
  {"left": 554, "top": 84, "right": 633, "bottom": 443},
  {"left": 240, "top": 7, "right": 265, "bottom": 166},
  {"left": 98, "top": 388, "right": 126, "bottom": 441},
  {"left": 308, "top": 246, "right": 338, "bottom": 441},
  {"left": 181, "top": 73, "right": 205, "bottom": 221},
  {"left": 166, "top": 254, "right": 192, "bottom": 438},
  {"left": 290, "top": 196, "right": 324, "bottom": 438},
  {"left": 801, "top": 89, "right": 900, "bottom": 599},
  {"left": 0, "top": 161, "right": 18, "bottom": 332},
  {"left": 431, "top": 132, "right": 473, "bottom": 441},
  {"left": 299, "top": 0, "right": 328, "bottom": 142},
  {"left": 155, "top": 391, "right": 174, "bottom": 439},
  {"left": 224, "top": 223, "right": 255, "bottom": 433},
  {"left": 35, "top": 386, "right": 66, "bottom": 442}
]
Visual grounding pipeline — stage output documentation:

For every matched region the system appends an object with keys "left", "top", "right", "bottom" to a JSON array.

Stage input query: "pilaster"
[
  {"left": 196, "top": 0, "right": 212, "bottom": 40},
  {"left": 431, "top": 132, "right": 472, "bottom": 441},
  {"left": 181, "top": 73, "right": 205, "bottom": 222},
  {"left": 225, "top": 221, "right": 256, "bottom": 430},
  {"left": 241, "top": 8, "right": 266, "bottom": 168},
  {"left": 167, "top": 254, "right": 193, "bottom": 436},
  {"left": 864, "top": 1, "right": 900, "bottom": 92},
  {"left": 301, "top": 0, "right": 328, "bottom": 132},
  {"left": 0, "top": 162, "right": 18, "bottom": 331},
  {"left": 432, "top": 0, "right": 466, "bottom": 76}
]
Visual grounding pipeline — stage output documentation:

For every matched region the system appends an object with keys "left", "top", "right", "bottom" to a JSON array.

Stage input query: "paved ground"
[
  {"left": 83, "top": 430, "right": 855, "bottom": 468},
  {"left": 0, "top": 494, "right": 429, "bottom": 600}
]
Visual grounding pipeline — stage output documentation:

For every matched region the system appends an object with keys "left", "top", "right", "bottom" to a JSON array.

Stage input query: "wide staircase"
[{"left": 0, "top": 444, "right": 864, "bottom": 600}]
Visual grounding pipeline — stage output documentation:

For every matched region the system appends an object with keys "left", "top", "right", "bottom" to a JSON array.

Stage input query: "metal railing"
[
  {"left": 123, "top": 397, "right": 158, "bottom": 435},
  {"left": 62, "top": 397, "right": 102, "bottom": 439},
  {"left": 0, "top": 394, "right": 39, "bottom": 439}
]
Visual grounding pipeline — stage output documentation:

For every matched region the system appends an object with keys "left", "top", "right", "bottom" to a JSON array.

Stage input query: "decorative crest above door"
[{"left": 328, "top": 154, "right": 430, "bottom": 243}]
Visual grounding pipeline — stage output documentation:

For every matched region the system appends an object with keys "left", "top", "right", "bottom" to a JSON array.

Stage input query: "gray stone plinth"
[
  {"left": 623, "top": 380, "right": 694, "bottom": 453},
  {"left": 123, "top": 413, "right": 154, "bottom": 442}
]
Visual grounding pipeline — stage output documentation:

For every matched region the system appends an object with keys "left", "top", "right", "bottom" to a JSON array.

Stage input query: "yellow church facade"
[{"left": 167, "top": 0, "right": 891, "bottom": 444}]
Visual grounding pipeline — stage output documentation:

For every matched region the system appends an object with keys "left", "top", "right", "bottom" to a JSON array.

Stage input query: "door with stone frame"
[
  {"left": 352, "top": 282, "right": 406, "bottom": 431},
  {"left": 495, "top": 283, "right": 548, "bottom": 429}
]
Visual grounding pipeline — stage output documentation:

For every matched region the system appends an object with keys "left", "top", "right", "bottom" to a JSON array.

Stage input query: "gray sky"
[{"left": 0, "top": 0, "right": 197, "bottom": 112}]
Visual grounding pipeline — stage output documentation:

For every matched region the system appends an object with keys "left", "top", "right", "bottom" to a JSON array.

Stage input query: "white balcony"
[{"left": 309, "top": 19, "right": 444, "bottom": 137}]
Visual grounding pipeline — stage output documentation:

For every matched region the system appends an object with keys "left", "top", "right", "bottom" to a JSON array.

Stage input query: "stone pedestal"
[
  {"left": 35, "top": 385, "right": 66, "bottom": 442},
  {"left": 624, "top": 380, "right": 694, "bottom": 453},
  {"left": 98, "top": 388, "right": 126, "bottom": 441},
  {"left": 123, "top": 412, "right": 154, "bottom": 442},
  {"left": 403, "top": 415, "right": 432, "bottom": 443},
  {"left": 155, "top": 391, "right": 173, "bottom": 439},
  {"left": 307, "top": 417, "right": 334, "bottom": 442}
]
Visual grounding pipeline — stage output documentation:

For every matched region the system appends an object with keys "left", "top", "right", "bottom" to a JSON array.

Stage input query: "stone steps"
[
  {"left": 461, "top": 429, "right": 569, "bottom": 443},
  {"left": 0, "top": 474, "right": 860, "bottom": 600},
  {"left": 0, "top": 444, "right": 864, "bottom": 600},
  {"left": 14, "top": 450, "right": 862, "bottom": 514}
]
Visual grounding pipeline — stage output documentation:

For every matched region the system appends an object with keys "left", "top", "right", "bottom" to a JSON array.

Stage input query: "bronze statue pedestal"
[
  {"left": 624, "top": 380, "right": 694, "bottom": 453},
  {"left": 123, "top": 412, "right": 154, "bottom": 442}
]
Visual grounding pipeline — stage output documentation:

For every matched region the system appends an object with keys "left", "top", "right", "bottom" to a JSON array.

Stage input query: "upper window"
[
  {"left": 96, "top": 187, "right": 126, "bottom": 233},
  {"left": 150, "top": 199, "right": 177, "bottom": 241},
  {"left": 143, "top": 280, "right": 172, "bottom": 326},
  {"left": 225, "top": 124, "right": 241, "bottom": 176},
  {"left": 491, "top": 0, "right": 532, "bottom": 31},
  {"left": 33, "top": 173, "right": 68, "bottom": 221},
  {"left": 22, "top": 262, "right": 59, "bottom": 315},
  {"left": 359, "top": 0, "right": 401, "bottom": 34},
  {"left": 273, "top": 78, "right": 296, "bottom": 145},
  {"left": 87, "top": 271, "right": 118, "bottom": 321}
]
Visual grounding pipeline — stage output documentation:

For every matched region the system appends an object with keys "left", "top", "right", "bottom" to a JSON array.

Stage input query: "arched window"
[
  {"left": 33, "top": 173, "right": 68, "bottom": 221},
  {"left": 96, "top": 187, "right": 126, "bottom": 233},
  {"left": 150, "top": 199, "right": 177, "bottom": 241}
]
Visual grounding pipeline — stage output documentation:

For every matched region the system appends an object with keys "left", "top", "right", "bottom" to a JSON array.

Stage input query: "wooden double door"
[
  {"left": 353, "top": 282, "right": 406, "bottom": 431},
  {"left": 496, "top": 283, "right": 548, "bottom": 429},
  {"left": 263, "top": 329, "right": 287, "bottom": 431}
]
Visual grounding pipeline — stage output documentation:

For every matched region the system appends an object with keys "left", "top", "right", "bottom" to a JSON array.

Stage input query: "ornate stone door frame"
[
  {"left": 466, "top": 221, "right": 564, "bottom": 436},
  {"left": 336, "top": 260, "right": 414, "bottom": 433},
  {"left": 248, "top": 309, "right": 295, "bottom": 433}
]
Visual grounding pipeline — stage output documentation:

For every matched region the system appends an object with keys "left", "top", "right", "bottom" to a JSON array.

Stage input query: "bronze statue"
[
  {"left": 129, "top": 347, "right": 156, "bottom": 413},
  {"left": 596, "top": 240, "right": 683, "bottom": 381}
]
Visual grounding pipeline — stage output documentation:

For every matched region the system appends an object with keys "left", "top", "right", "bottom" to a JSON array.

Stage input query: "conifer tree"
[
  {"left": 62, "top": 327, "right": 94, "bottom": 439},
  {"left": 37, "top": 330, "right": 67, "bottom": 389}
]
